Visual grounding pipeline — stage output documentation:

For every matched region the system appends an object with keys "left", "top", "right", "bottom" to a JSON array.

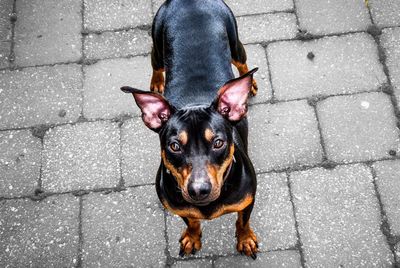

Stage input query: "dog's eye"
[
  {"left": 169, "top": 142, "right": 181, "bottom": 152},
  {"left": 213, "top": 139, "right": 224, "bottom": 149}
]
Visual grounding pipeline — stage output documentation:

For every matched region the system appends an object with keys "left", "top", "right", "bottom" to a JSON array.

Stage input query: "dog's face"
[{"left": 121, "top": 69, "right": 256, "bottom": 206}]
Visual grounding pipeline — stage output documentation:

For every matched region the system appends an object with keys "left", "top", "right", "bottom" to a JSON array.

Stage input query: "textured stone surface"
[
  {"left": 369, "top": 0, "right": 400, "bottom": 27},
  {"left": 214, "top": 250, "right": 302, "bottom": 267},
  {"left": 224, "top": 0, "right": 293, "bottom": 16},
  {"left": 83, "top": 56, "right": 151, "bottom": 119},
  {"left": 0, "top": 195, "right": 80, "bottom": 267},
  {"left": 381, "top": 28, "right": 400, "bottom": 106},
  {"left": 14, "top": 0, "right": 82, "bottom": 66},
  {"left": 0, "top": 130, "right": 41, "bottom": 198},
  {"left": 295, "top": 0, "right": 371, "bottom": 35},
  {"left": 84, "top": 0, "right": 152, "bottom": 31},
  {"left": 82, "top": 186, "right": 165, "bottom": 267},
  {"left": 317, "top": 93, "right": 400, "bottom": 163},
  {"left": 172, "top": 259, "right": 213, "bottom": 268},
  {"left": 373, "top": 160, "right": 400, "bottom": 235},
  {"left": 237, "top": 13, "right": 297, "bottom": 44},
  {"left": 84, "top": 29, "right": 152, "bottom": 60},
  {"left": 0, "top": 64, "right": 82, "bottom": 129},
  {"left": 268, "top": 33, "right": 387, "bottom": 100},
  {"left": 42, "top": 121, "right": 120, "bottom": 192},
  {"left": 0, "top": 0, "right": 12, "bottom": 69},
  {"left": 121, "top": 118, "right": 160, "bottom": 186},
  {"left": 248, "top": 100, "right": 323, "bottom": 172},
  {"left": 290, "top": 165, "right": 393, "bottom": 267}
]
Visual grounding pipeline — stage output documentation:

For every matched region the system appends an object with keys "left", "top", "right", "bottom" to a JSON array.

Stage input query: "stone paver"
[
  {"left": 42, "top": 121, "right": 120, "bottom": 192},
  {"left": 373, "top": 160, "right": 400, "bottom": 235},
  {"left": 268, "top": 33, "right": 387, "bottom": 100},
  {"left": 84, "top": 29, "right": 152, "bottom": 61},
  {"left": 248, "top": 100, "right": 323, "bottom": 173},
  {"left": 0, "top": 130, "right": 41, "bottom": 198},
  {"left": 0, "top": 64, "right": 82, "bottom": 129},
  {"left": 84, "top": 0, "right": 152, "bottom": 32},
  {"left": 82, "top": 186, "right": 165, "bottom": 267},
  {"left": 0, "top": 0, "right": 12, "bottom": 69},
  {"left": 121, "top": 117, "right": 159, "bottom": 186},
  {"left": 317, "top": 92, "right": 400, "bottom": 163},
  {"left": 172, "top": 259, "right": 213, "bottom": 268},
  {"left": 14, "top": 0, "right": 82, "bottom": 66},
  {"left": 0, "top": 195, "right": 80, "bottom": 267},
  {"left": 83, "top": 56, "right": 151, "bottom": 120},
  {"left": 225, "top": 0, "right": 293, "bottom": 16},
  {"left": 167, "top": 172, "right": 297, "bottom": 257},
  {"left": 369, "top": 0, "right": 400, "bottom": 28},
  {"left": 237, "top": 13, "right": 297, "bottom": 44},
  {"left": 290, "top": 164, "right": 393, "bottom": 267},
  {"left": 295, "top": 0, "right": 371, "bottom": 35},
  {"left": 381, "top": 28, "right": 400, "bottom": 106},
  {"left": 214, "top": 250, "right": 302, "bottom": 267}
]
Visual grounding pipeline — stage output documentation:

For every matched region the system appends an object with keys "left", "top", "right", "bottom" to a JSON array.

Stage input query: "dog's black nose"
[{"left": 188, "top": 182, "right": 211, "bottom": 201}]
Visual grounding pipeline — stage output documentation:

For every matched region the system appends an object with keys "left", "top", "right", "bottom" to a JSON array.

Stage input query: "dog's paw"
[
  {"left": 236, "top": 228, "right": 258, "bottom": 259},
  {"left": 150, "top": 72, "right": 165, "bottom": 94},
  {"left": 250, "top": 78, "right": 258, "bottom": 97},
  {"left": 178, "top": 229, "right": 202, "bottom": 257}
]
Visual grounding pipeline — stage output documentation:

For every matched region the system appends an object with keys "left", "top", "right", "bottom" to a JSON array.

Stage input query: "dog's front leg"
[
  {"left": 179, "top": 217, "right": 202, "bottom": 256},
  {"left": 235, "top": 203, "right": 258, "bottom": 259}
]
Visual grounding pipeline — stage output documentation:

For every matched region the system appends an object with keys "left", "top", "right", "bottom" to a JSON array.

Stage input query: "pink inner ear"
[
  {"left": 218, "top": 76, "right": 251, "bottom": 121},
  {"left": 134, "top": 93, "right": 170, "bottom": 129}
]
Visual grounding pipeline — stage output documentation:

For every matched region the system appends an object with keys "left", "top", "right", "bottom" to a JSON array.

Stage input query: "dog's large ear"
[
  {"left": 214, "top": 68, "right": 258, "bottom": 122},
  {"left": 121, "top": 87, "right": 173, "bottom": 132}
]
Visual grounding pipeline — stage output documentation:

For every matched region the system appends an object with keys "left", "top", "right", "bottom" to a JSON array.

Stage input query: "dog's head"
[{"left": 121, "top": 68, "right": 256, "bottom": 206}]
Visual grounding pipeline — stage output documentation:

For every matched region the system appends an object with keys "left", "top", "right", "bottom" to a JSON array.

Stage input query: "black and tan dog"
[{"left": 121, "top": 0, "right": 259, "bottom": 259}]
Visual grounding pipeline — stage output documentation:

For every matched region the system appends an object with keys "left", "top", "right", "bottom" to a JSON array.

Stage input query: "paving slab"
[
  {"left": 0, "top": 195, "right": 80, "bottom": 267},
  {"left": 83, "top": 56, "right": 151, "bottom": 120},
  {"left": 0, "top": 64, "right": 82, "bottom": 129},
  {"left": 237, "top": 13, "right": 297, "bottom": 44},
  {"left": 0, "top": 0, "right": 12, "bottom": 69},
  {"left": 214, "top": 250, "right": 301, "bottom": 267},
  {"left": 290, "top": 164, "right": 393, "bottom": 267},
  {"left": 84, "top": 0, "right": 152, "bottom": 32},
  {"left": 369, "top": 0, "right": 400, "bottom": 27},
  {"left": 381, "top": 28, "right": 400, "bottom": 107},
  {"left": 373, "top": 160, "right": 400, "bottom": 236},
  {"left": 0, "top": 130, "right": 41, "bottom": 198},
  {"left": 295, "top": 0, "right": 371, "bottom": 35},
  {"left": 121, "top": 117, "right": 160, "bottom": 186},
  {"left": 83, "top": 29, "right": 152, "bottom": 61},
  {"left": 167, "top": 172, "right": 297, "bottom": 257},
  {"left": 317, "top": 92, "right": 400, "bottom": 163},
  {"left": 172, "top": 259, "right": 213, "bottom": 268},
  {"left": 224, "top": 0, "right": 293, "bottom": 16},
  {"left": 248, "top": 100, "right": 323, "bottom": 173},
  {"left": 268, "top": 33, "right": 387, "bottom": 100},
  {"left": 42, "top": 121, "right": 120, "bottom": 192},
  {"left": 82, "top": 186, "right": 166, "bottom": 267},
  {"left": 14, "top": 0, "right": 82, "bottom": 67}
]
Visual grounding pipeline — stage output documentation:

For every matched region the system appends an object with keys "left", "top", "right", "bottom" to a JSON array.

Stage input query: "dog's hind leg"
[
  {"left": 150, "top": 5, "right": 166, "bottom": 93},
  {"left": 179, "top": 217, "right": 202, "bottom": 256}
]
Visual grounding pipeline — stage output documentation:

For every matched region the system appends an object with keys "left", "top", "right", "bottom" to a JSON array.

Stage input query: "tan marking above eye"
[
  {"left": 178, "top": 131, "right": 188, "bottom": 145},
  {"left": 204, "top": 128, "right": 214, "bottom": 142}
]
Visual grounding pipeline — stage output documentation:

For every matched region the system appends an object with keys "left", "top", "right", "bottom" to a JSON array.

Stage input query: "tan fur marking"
[
  {"left": 179, "top": 131, "right": 188, "bottom": 145},
  {"left": 204, "top": 128, "right": 214, "bottom": 142},
  {"left": 161, "top": 150, "right": 191, "bottom": 189}
]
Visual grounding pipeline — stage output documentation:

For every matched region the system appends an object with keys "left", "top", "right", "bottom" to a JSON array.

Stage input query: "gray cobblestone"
[
  {"left": 0, "top": 195, "right": 80, "bottom": 267},
  {"left": 84, "top": 0, "right": 152, "bottom": 32},
  {"left": 83, "top": 56, "right": 151, "bottom": 120},
  {"left": 268, "top": 33, "right": 387, "bottom": 101},
  {"left": 224, "top": 0, "right": 293, "bottom": 16},
  {"left": 214, "top": 250, "right": 301, "bottom": 267},
  {"left": 121, "top": 117, "right": 159, "bottom": 186},
  {"left": 237, "top": 13, "right": 297, "bottom": 44},
  {"left": 172, "top": 259, "right": 213, "bottom": 268},
  {"left": 14, "top": 0, "right": 82, "bottom": 66},
  {"left": 373, "top": 160, "right": 400, "bottom": 235},
  {"left": 0, "top": 64, "right": 82, "bottom": 129},
  {"left": 42, "top": 121, "right": 120, "bottom": 192},
  {"left": 248, "top": 100, "right": 323, "bottom": 173},
  {"left": 82, "top": 186, "right": 165, "bottom": 267},
  {"left": 369, "top": 0, "right": 400, "bottom": 27},
  {"left": 290, "top": 164, "right": 393, "bottom": 267},
  {"left": 83, "top": 29, "right": 152, "bottom": 61},
  {"left": 317, "top": 92, "right": 400, "bottom": 163},
  {"left": 0, "top": 0, "right": 12, "bottom": 69},
  {"left": 0, "top": 130, "right": 41, "bottom": 198},
  {"left": 295, "top": 0, "right": 371, "bottom": 35}
]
